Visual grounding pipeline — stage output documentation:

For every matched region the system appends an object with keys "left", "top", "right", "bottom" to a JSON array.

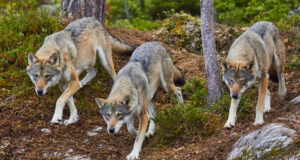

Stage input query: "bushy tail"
[
  {"left": 173, "top": 67, "right": 185, "bottom": 86},
  {"left": 109, "top": 35, "right": 135, "bottom": 56}
]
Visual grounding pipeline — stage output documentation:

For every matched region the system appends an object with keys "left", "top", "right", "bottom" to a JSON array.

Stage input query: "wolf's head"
[
  {"left": 222, "top": 60, "right": 256, "bottom": 99},
  {"left": 26, "top": 52, "right": 62, "bottom": 96},
  {"left": 95, "top": 98, "right": 131, "bottom": 134}
]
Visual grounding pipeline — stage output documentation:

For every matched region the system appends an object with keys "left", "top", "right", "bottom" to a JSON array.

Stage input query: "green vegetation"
[
  {"left": 214, "top": 0, "right": 299, "bottom": 26},
  {"left": 0, "top": 1, "right": 64, "bottom": 97},
  {"left": 154, "top": 78, "right": 256, "bottom": 145},
  {"left": 107, "top": 0, "right": 161, "bottom": 31}
]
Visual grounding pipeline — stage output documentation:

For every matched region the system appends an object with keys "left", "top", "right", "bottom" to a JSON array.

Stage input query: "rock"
[
  {"left": 41, "top": 128, "right": 51, "bottom": 133},
  {"left": 228, "top": 123, "right": 296, "bottom": 160}
]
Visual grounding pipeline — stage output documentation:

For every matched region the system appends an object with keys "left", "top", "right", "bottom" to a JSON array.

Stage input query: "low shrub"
[{"left": 0, "top": 0, "right": 64, "bottom": 97}]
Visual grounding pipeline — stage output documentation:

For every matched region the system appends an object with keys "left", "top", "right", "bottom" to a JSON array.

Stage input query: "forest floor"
[{"left": 0, "top": 27, "right": 299, "bottom": 160}]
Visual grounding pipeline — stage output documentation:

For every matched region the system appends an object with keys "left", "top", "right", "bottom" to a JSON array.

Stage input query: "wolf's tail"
[
  {"left": 173, "top": 67, "right": 185, "bottom": 86},
  {"left": 109, "top": 35, "right": 135, "bottom": 56}
]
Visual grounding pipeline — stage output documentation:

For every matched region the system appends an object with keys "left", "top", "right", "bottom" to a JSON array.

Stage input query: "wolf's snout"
[
  {"left": 36, "top": 88, "right": 44, "bottom": 96},
  {"left": 231, "top": 92, "right": 239, "bottom": 99},
  {"left": 108, "top": 127, "right": 115, "bottom": 134}
]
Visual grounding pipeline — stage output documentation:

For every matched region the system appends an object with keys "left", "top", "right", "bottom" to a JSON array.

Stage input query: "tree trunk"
[
  {"left": 124, "top": 0, "right": 131, "bottom": 21},
  {"left": 140, "top": 0, "right": 145, "bottom": 12},
  {"left": 200, "top": 0, "right": 222, "bottom": 106},
  {"left": 61, "top": 0, "right": 106, "bottom": 24}
]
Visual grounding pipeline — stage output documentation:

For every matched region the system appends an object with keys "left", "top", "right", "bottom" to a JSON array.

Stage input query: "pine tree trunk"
[
  {"left": 61, "top": 0, "right": 106, "bottom": 24},
  {"left": 140, "top": 0, "right": 145, "bottom": 12},
  {"left": 124, "top": 0, "right": 130, "bottom": 21},
  {"left": 200, "top": 0, "right": 222, "bottom": 105}
]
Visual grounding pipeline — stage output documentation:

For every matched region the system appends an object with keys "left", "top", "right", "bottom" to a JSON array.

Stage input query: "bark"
[
  {"left": 140, "top": 0, "right": 145, "bottom": 12},
  {"left": 124, "top": 0, "right": 131, "bottom": 21},
  {"left": 61, "top": 0, "right": 106, "bottom": 24},
  {"left": 200, "top": 0, "right": 222, "bottom": 105}
]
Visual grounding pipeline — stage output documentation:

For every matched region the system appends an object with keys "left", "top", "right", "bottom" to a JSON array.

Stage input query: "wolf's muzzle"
[
  {"left": 36, "top": 88, "right": 44, "bottom": 96},
  {"left": 231, "top": 92, "right": 239, "bottom": 99},
  {"left": 108, "top": 127, "right": 115, "bottom": 134}
]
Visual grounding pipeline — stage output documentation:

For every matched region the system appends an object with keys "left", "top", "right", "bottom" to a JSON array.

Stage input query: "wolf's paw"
[
  {"left": 278, "top": 88, "right": 287, "bottom": 98},
  {"left": 79, "top": 82, "right": 85, "bottom": 88},
  {"left": 64, "top": 114, "right": 79, "bottom": 126},
  {"left": 145, "top": 128, "right": 155, "bottom": 138},
  {"left": 253, "top": 119, "right": 264, "bottom": 125},
  {"left": 126, "top": 152, "right": 139, "bottom": 160},
  {"left": 50, "top": 118, "right": 63, "bottom": 125},
  {"left": 263, "top": 108, "right": 271, "bottom": 113},
  {"left": 128, "top": 128, "right": 137, "bottom": 135},
  {"left": 224, "top": 120, "right": 235, "bottom": 129}
]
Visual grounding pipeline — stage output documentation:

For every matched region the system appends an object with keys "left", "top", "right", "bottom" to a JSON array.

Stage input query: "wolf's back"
[{"left": 250, "top": 21, "right": 285, "bottom": 83}]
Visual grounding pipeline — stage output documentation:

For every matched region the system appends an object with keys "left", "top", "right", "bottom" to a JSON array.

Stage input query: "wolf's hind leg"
[
  {"left": 273, "top": 54, "right": 287, "bottom": 97},
  {"left": 145, "top": 101, "right": 155, "bottom": 137},
  {"left": 161, "top": 58, "right": 184, "bottom": 105},
  {"left": 97, "top": 45, "right": 117, "bottom": 80},
  {"left": 80, "top": 68, "right": 97, "bottom": 87}
]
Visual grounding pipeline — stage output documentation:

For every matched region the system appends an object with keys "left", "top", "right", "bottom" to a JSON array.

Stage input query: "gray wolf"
[
  {"left": 95, "top": 42, "right": 185, "bottom": 160},
  {"left": 221, "top": 21, "right": 287, "bottom": 128},
  {"left": 26, "top": 17, "right": 134, "bottom": 125}
]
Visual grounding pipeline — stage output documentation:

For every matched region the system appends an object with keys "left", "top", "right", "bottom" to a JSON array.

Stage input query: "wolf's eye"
[
  {"left": 229, "top": 79, "right": 234, "bottom": 84},
  {"left": 45, "top": 74, "right": 52, "bottom": 80},
  {"left": 116, "top": 112, "right": 123, "bottom": 119},
  {"left": 105, "top": 113, "right": 111, "bottom": 117},
  {"left": 34, "top": 74, "right": 39, "bottom": 79},
  {"left": 240, "top": 79, "right": 246, "bottom": 85}
]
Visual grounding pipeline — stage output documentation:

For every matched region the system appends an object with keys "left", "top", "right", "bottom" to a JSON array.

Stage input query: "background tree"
[
  {"left": 200, "top": 0, "right": 222, "bottom": 105},
  {"left": 124, "top": 0, "right": 131, "bottom": 21},
  {"left": 61, "top": 0, "right": 106, "bottom": 24}
]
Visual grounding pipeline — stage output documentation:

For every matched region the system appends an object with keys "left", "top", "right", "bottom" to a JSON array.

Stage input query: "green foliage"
[
  {"left": 149, "top": 0, "right": 200, "bottom": 19},
  {"left": 288, "top": 55, "right": 300, "bottom": 69},
  {"left": 107, "top": 0, "right": 161, "bottom": 31},
  {"left": 0, "top": 0, "right": 64, "bottom": 94},
  {"left": 154, "top": 78, "right": 256, "bottom": 145},
  {"left": 154, "top": 78, "right": 220, "bottom": 144},
  {"left": 215, "top": 0, "right": 299, "bottom": 26}
]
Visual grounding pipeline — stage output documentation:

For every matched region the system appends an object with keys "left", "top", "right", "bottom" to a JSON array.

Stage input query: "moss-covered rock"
[
  {"left": 228, "top": 123, "right": 296, "bottom": 160},
  {"left": 155, "top": 13, "right": 242, "bottom": 55}
]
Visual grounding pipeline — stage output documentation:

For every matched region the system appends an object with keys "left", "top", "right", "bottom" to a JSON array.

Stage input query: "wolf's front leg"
[
  {"left": 51, "top": 80, "right": 81, "bottom": 125},
  {"left": 64, "top": 96, "right": 79, "bottom": 125},
  {"left": 127, "top": 118, "right": 137, "bottom": 135},
  {"left": 126, "top": 102, "right": 149, "bottom": 160},
  {"left": 254, "top": 75, "right": 268, "bottom": 125},
  {"left": 224, "top": 98, "right": 241, "bottom": 129}
]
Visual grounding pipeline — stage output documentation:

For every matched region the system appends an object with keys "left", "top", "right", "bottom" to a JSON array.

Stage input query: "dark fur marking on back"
[{"left": 250, "top": 23, "right": 267, "bottom": 38}]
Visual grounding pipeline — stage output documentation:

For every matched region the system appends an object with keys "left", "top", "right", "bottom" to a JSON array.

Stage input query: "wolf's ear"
[
  {"left": 28, "top": 52, "right": 37, "bottom": 65},
  {"left": 221, "top": 60, "right": 229, "bottom": 73},
  {"left": 49, "top": 53, "right": 60, "bottom": 66},
  {"left": 246, "top": 61, "right": 254, "bottom": 71},
  {"left": 95, "top": 98, "right": 108, "bottom": 109}
]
